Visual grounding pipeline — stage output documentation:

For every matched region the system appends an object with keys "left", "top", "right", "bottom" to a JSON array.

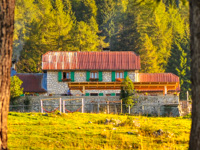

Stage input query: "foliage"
[
  {"left": 10, "top": 76, "right": 23, "bottom": 101},
  {"left": 13, "top": 0, "right": 191, "bottom": 98},
  {"left": 7, "top": 112, "right": 190, "bottom": 149},
  {"left": 120, "top": 76, "right": 138, "bottom": 107}
]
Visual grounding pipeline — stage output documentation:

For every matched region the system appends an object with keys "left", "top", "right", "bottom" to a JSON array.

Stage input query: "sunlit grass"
[{"left": 8, "top": 112, "right": 191, "bottom": 149}]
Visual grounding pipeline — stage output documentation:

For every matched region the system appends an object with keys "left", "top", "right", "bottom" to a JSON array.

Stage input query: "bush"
[
  {"left": 10, "top": 76, "right": 23, "bottom": 104},
  {"left": 120, "top": 76, "right": 138, "bottom": 108}
]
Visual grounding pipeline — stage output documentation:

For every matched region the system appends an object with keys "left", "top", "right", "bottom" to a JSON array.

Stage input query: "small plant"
[{"left": 120, "top": 76, "right": 138, "bottom": 108}]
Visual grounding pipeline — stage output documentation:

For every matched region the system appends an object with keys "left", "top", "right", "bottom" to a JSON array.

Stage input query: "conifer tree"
[
  {"left": 14, "top": 0, "right": 38, "bottom": 59},
  {"left": 16, "top": 0, "right": 74, "bottom": 72},
  {"left": 139, "top": 34, "right": 160, "bottom": 73}
]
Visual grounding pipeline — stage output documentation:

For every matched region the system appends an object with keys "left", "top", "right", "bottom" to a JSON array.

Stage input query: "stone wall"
[
  {"left": 75, "top": 71, "right": 86, "bottom": 82},
  {"left": 71, "top": 90, "right": 121, "bottom": 96},
  {"left": 47, "top": 71, "right": 136, "bottom": 95},
  {"left": 47, "top": 71, "right": 68, "bottom": 94},
  {"left": 13, "top": 95, "right": 180, "bottom": 116},
  {"left": 128, "top": 71, "right": 135, "bottom": 81},
  {"left": 103, "top": 72, "right": 111, "bottom": 82},
  {"left": 130, "top": 95, "right": 179, "bottom": 116}
]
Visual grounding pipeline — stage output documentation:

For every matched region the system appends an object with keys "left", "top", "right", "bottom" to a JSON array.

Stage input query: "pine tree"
[
  {"left": 167, "top": 35, "right": 191, "bottom": 99},
  {"left": 71, "top": 0, "right": 97, "bottom": 22},
  {"left": 48, "top": 0, "right": 74, "bottom": 50},
  {"left": 16, "top": 0, "right": 75, "bottom": 72},
  {"left": 14, "top": 0, "right": 38, "bottom": 60},
  {"left": 139, "top": 34, "right": 160, "bottom": 73}
]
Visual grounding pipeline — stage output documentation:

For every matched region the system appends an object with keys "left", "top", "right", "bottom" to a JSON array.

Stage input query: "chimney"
[
  {"left": 12, "top": 60, "right": 16, "bottom": 70},
  {"left": 103, "top": 47, "right": 110, "bottom": 51}
]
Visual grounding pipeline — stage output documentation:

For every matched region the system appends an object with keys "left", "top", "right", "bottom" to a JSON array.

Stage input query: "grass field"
[{"left": 8, "top": 112, "right": 191, "bottom": 150}]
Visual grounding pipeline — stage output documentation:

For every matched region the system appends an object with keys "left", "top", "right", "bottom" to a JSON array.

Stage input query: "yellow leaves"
[{"left": 10, "top": 76, "right": 24, "bottom": 99}]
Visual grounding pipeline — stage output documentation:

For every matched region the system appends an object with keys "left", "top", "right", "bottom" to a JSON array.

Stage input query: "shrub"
[
  {"left": 10, "top": 76, "right": 23, "bottom": 104},
  {"left": 120, "top": 76, "right": 138, "bottom": 108}
]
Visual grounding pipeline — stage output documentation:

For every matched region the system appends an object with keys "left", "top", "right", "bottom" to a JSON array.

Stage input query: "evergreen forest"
[{"left": 14, "top": 0, "right": 190, "bottom": 99}]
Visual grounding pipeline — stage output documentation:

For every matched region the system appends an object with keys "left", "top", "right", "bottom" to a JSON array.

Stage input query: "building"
[
  {"left": 16, "top": 73, "right": 47, "bottom": 96},
  {"left": 42, "top": 51, "right": 180, "bottom": 96}
]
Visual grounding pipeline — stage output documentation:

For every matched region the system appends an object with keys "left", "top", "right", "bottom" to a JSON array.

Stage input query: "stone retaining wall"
[{"left": 13, "top": 95, "right": 180, "bottom": 116}]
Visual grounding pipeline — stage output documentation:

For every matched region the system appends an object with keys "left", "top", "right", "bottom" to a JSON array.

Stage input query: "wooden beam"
[{"left": 68, "top": 82, "right": 179, "bottom": 91}]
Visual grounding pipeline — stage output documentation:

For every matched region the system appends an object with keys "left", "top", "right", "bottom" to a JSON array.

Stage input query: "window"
[
  {"left": 90, "top": 72, "right": 98, "bottom": 79},
  {"left": 63, "top": 72, "right": 70, "bottom": 79},
  {"left": 116, "top": 93, "right": 120, "bottom": 96},
  {"left": 90, "top": 93, "right": 98, "bottom": 96},
  {"left": 116, "top": 72, "right": 123, "bottom": 79}
]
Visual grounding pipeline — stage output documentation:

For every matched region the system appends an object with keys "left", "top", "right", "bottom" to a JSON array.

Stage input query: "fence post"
[
  {"left": 59, "top": 98, "right": 62, "bottom": 113},
  {"left": 41, "top": 100, "right": 43, "bottom": 113},
  {"left": 107, "top": 101, "right": 109, "bottom": 114},
  {"left": 82, "top": 98, "right": 84, "bottom": 113},
  {"left": 142, "top": 105, "right": 144, "bottom": 114},
  {"left": 128, "top": 105, "right": 130, "bottom": 114},
  {"left": 114, "top": 104, "right": 117, "bottom": 114},
  {"left": 97, "top": 103, "right": 99, "bottom": 113},
  {"left": 158, "top": 105, "right": 160, "bottom": 117},
  {"left": 90, "top": 103, "right": 93, "bottom": 113},
  {"left": 63, "top": 101, "right": 65, "bottom": 113},
  {"left": 121, "top": 99, "right": 122, "bottom": 114}
]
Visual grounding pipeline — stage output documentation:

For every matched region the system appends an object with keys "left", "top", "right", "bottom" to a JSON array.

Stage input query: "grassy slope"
[{"left": 8, "top": 112, "right": 191, "bottom": 150}]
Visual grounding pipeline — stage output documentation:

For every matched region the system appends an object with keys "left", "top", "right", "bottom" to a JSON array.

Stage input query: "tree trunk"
[
  {"left": 189, "top": 0, "right": 200, "bottom": 149},
  {"left": 0, "top": 0, "right": 15, "bottom": 149}
]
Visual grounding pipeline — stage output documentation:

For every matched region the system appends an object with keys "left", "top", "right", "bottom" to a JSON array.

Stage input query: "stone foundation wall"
[
  {"left": 14, "top": 95, "right": 180, "bottom": 116},
  {"left": 130, "top": 95, "right": 179, "bottom": 116}
]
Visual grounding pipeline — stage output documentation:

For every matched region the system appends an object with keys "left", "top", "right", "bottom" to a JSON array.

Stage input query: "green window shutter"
[
  {"left": 86, "top": 71, "right": 90, "bottom": 81},
  {"left": 99, "top": 71, "right": 103, "bottom": 81},
  {"left": 85, "top": 93, "right": 90, "bottom": 96},
  {"left": 99, "top": 93, "right": 104, "bottom": 96},
  {"left": 71, "top": 71, "right": 75, "bottom": 82},
  {"left": 111, "top": 93, "right": 116, "bottom": 96},
  {"left": 124, "top": 71, "right": 128, "bottom": 79},
  {"left": 58, "top": 71, "right": 62, "bottom": 82},
  {"left": 112, "top": 71, "right": 116, "bottom": 82}
]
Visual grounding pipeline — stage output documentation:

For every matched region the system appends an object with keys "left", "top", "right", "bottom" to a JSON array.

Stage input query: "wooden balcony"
[{"left": 68, "top": 82, "right": 180, "bottom": 95}]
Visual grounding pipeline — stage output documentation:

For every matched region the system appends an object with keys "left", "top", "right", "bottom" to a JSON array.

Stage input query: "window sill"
[
  {"left": 89, "top": 78, "right": 99, "bottom": 81},
  {"left": 115, "top": 78, "right": 124, "bottom": 82},
  {"left": 62, "top": 79, "right": 72, "bottom": 82}
]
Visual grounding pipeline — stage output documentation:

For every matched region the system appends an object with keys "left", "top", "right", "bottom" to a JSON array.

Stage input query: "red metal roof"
[
  {"left": 138, "top": 73, "right": 180, "bottom": 91},
  {"left": 16, "top": 73, "right": 47, "bottom": 93},
  {"left": 42, "top": 51, "right": 140, "bottom": 70},
  {"left": 138, "top": 73, "right": 179, "bottom": 82}
]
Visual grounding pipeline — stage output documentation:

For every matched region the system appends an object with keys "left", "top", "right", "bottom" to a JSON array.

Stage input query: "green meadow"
[{"left": 8, "top": 112, "right": 191, "bottom": 150}]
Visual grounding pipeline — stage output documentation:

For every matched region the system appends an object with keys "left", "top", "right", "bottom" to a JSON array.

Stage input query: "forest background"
[{"left": 14, "top": 0, "right": 190, "bottom": 99}]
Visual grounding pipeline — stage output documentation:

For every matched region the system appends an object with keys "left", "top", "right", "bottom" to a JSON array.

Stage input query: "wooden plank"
[{"left": 68, "top": 82, "right": 179, "bottom": 91}]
